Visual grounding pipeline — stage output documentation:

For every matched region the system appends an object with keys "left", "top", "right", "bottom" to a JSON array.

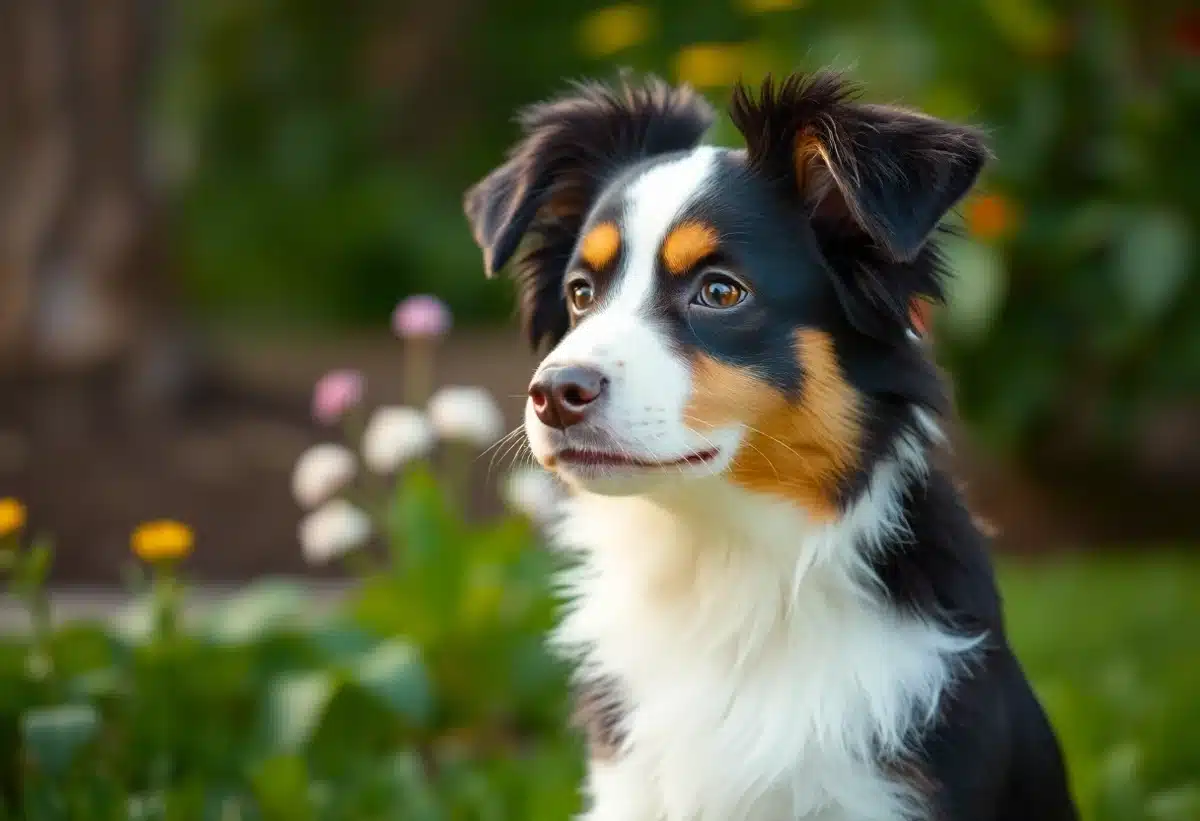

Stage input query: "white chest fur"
[{"left": 549, "top": 460, "right": 981, "bottom": 821}]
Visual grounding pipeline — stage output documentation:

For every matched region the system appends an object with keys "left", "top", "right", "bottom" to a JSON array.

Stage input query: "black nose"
[{"left": 528, "top": 366, "right": 608, "bottom": 430}]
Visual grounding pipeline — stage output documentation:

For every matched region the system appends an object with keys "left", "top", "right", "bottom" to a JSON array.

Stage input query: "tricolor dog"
[{"left": 464, "top": 71, "right": 1077, "bottom": 821}]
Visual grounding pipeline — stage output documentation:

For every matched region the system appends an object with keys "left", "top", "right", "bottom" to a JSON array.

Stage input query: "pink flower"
[
  {"left": 392, "top": 295, "right": 452, "bottom": 340},
  {"left": 312, "top": 369, "right": 365, "bottom": 425}
]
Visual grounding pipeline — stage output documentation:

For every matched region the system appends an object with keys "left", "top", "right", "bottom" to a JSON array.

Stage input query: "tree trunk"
[{"left": 0, "top": 0, "right": 193, "bottom": 407}]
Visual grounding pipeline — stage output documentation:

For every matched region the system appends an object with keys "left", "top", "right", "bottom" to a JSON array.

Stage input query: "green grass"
[{"left": 1000, "top": 554, "right": 1200, "bottom": 821}]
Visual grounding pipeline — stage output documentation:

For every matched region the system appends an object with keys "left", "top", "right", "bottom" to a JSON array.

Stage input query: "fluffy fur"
[{"left": 464, "top": 70, "right": 1077, "bottom": 821}]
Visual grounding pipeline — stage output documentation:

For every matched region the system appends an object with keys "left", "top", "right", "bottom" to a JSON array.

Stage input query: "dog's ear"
[
  {"left": 729, "top": 73, "right": 988, "bottom": 340},
  {"left": 730, "top": 72, "right": 988, "bottom": 263},
  {"left": 464, "top": 74, "right": 715, "bottom": 350}
]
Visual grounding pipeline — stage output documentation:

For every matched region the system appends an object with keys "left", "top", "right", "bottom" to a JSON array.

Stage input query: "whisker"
[
  {"left": 479, "top": 425, "right": 526, "bottom": 465},
  {"left": 481, "top": 426, "right": 532, "bottom": 479},
  {"left": 497, "top": 431, "right": 535, "bottom": 475},
  {"left": 480, "top": 424, "right": 525, "bottom": 457}
]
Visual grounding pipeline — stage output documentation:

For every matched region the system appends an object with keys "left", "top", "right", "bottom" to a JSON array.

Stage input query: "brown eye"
[
  {"left": 568, "top": 279, "right": 595, "bottom": 314},
  {"left": 696, "top": 274, "right": 747, "bottom": 310}
]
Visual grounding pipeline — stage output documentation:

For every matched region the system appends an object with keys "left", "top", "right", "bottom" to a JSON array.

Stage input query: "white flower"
[
  {"left": 427, "top": 386, "right": 505, "bottom": 447},
  {"left": 298, "top": 499, "right": 372, "bottom": 565},
  {"left": 361, "top": 406, "right": 435, "bottom": 474},
  {"left": 291, "top": 444, "right": 357, "bottom": 509},
  {"left": 502, "top": 466, "right": 563, "bottom": 526}
]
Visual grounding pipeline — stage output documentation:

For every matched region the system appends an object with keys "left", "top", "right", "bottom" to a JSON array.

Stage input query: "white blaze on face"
[{"left": 524, "top": 147, "right": 744, "bottom": 492}]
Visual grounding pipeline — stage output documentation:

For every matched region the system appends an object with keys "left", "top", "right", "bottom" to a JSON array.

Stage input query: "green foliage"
[
  {"left": 0, "top": 468, "right": 580, "bottom": 821},
  {"left": 1, "top": 485, "right": 1199, "bottom": 817}
]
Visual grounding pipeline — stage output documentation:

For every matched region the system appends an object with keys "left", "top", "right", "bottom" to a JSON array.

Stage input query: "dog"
[{"left": 463, "top": 71, "right": 1078, "bottom": 821}]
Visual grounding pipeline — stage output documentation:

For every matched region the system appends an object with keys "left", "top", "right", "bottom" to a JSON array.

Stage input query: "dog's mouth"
[{"left": 551, "top": 447, "right": 720, "bottom": 471}]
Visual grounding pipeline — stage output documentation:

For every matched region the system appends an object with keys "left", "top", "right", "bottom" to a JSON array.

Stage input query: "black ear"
[
  {"left": 730, "top": 72, "right": 988, "bottom": 263},
  {"left": 464, "top": 73, "right": 715, "bottom": 350},
  {"left": 729, "top": 72, "right": 988, "bottom": 341}
]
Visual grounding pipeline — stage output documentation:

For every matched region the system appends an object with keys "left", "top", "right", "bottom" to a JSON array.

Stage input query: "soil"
[{"left": 0, "top": 329, "right": 1193, "bottom": 584}]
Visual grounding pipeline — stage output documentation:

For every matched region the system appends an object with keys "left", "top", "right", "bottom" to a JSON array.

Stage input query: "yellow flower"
[
  {"left": 674, "top": 43, "right": 745, "bottom": 89},
  {"left": 966, "top": 193, "right": 1020, "bottom": 243},
  {"left": 0, "top": 498, "right": 26, "bottom": 538},
  {"left": 131, "top": 520, "right": 194, "bottom": 563},
  {"left": 672, "top": 42, "right": 772, "bottom": 90},
  {"left": 579, "top": 4, "right": 651, "bottom": 58}
]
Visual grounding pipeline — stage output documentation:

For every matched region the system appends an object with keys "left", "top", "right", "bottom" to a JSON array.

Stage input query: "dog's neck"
[
  {"left": 551, "top": 423, "right": 932, "bottom": 628},
  {"left": 547, "top": 427, "right": 983, "bottom": 820}
]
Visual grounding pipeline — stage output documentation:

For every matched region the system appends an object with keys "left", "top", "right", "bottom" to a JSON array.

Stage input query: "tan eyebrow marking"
[
  {"left": 661, "top": 221, "right": 720, "bottom": 276},
  {"left": 579, "top": 222, "right": 621, "bottom": 270}
]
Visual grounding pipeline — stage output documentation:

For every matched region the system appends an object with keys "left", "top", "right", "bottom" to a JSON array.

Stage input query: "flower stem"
[
  {"left": 404, "top": 339, "right": 435, "bottom": 406},
  {"left": 153, "top": 569, "right": 180, "bottom": 641},
  {"left": 26, "top": 587, "right": 54, "bottom": 683}
]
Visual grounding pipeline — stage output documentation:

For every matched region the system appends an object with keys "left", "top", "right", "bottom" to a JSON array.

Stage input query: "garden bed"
[{"left": 0, "top": 547, "right": 1195, "bottom": 821}]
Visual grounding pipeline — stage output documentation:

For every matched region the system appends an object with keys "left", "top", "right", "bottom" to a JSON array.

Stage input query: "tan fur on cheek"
[
  {"left": 683, "top": 331, "right": 862, "bottom": 520},
  {"left": 661, "top": 221, "right": 719, "bottom": 276},
  {"left": 579, "top": 222, "right": 621, "bottom": 270}
]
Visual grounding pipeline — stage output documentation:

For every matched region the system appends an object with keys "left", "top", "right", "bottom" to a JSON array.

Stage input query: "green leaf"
[
  {"left": 347, "top": 574, "right": 418, "bottom": 637},
  {"left": 354, "top": 639, "right": 434, "bottom": 725},
  {"left": 67, "top": 667, "right": 124, "bottom": 700},
  {"left": 22, "top": 704, "right": 99, "bottom": 777},
  {"left": 265, "top": 671, "right": 339, "bottom": 753},
  {"left": 310, "top": 620, "right": 376, "bottom": 666},
  {"left": 450, "top": 767, "right": 505, "bottom": 821},
  {"left": 205, "top": 580, "right": 308, "bottom": 644},
  {"left": 940, "top": 236, "right": 1009, "bottom": 345},
  {"left": 394, "top": 466, "right": 452, "bottom": 564},
  {"left": 251, "top": 755, "right": 314, "bottom": 821},
  {"left": 390, "top": 750, "right": 443, "bottom": 821},
  {"left": 1114, "top": 209, "right": 1192, "bottom": 323}
]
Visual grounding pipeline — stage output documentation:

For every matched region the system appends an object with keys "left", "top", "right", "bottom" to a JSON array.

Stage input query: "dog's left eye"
[{"left": 694, "top": 272, "right": 748, "bottom": 310}]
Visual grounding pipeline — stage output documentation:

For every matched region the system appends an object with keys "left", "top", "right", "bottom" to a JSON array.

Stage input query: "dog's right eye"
[
  {"left": 693, "top": 270, "right": 749, "bottom": 311},
  {"left": 567, "top": 278, "right": 596, "bottom": 315}
]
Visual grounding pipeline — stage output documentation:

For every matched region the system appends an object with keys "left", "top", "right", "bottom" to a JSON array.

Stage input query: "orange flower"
[{"left": 966, "top": 193, "right": 1019, "bottom": 242}]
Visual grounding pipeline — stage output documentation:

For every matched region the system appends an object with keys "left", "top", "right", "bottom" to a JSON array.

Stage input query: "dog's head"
[{"left": 465, "top": 72, "right": 987, "bottom": 513}]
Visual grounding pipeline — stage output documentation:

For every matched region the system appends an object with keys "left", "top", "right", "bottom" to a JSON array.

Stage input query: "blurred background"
[
  {"left": 1, "top": 0, "right": 1197, "bottom": 581},
  {"left": 0, "top": 2, "right": 1197, "bottom": 819}
]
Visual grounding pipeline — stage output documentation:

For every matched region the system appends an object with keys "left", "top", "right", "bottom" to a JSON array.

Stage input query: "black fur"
[
  {"left": 464, "top": 70, "right": 1076, "bottom": 821},
  {"left": 463, "top": 72, "right": 714, "bottom": 351},
  {"left": 873, "top": 467, "right": 1077, "bottom": 820},
  {"left": 730, "top": 74, "right": 988, "bottom": 344}
]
